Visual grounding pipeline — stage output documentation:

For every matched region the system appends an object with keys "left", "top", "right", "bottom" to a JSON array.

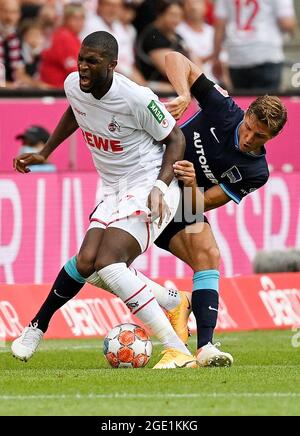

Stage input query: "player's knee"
[
  {"left": 208, "top": 246, "right": 221, "bottom": 266},
  {"left": 94, "top": 259, "right": 109, "bottom": 271},
  {"left": 191, "top": 245, "right": 220, "bottom": 270},
  {"left": 94, "top": 255, "right": 121, "bottom": 272},
  {"left": 76, "top": 252, "right": 96, "bottom": 278}
]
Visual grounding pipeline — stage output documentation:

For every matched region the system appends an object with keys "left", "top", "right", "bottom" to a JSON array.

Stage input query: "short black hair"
[
  {"left": 156, "top": 0, "right": 183, "bottom": 15},
  {"left": 82, "top": 31, "right": 118, "bottom": 61}
]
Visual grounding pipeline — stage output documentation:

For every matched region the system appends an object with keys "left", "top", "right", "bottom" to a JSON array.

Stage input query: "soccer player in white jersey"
[
  {"left": 213, "top": 0, "right": 297, "bottom": 91},
  {"left": 12, "top": 31, "right": 198, "bottom": 369},
  {"left": 31, "top": 50, "right": 287, "bottom": 370}
]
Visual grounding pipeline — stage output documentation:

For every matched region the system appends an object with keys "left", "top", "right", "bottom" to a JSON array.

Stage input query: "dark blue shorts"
[{"left": 155, "top": 212, "right": 209, "bottom": 252}]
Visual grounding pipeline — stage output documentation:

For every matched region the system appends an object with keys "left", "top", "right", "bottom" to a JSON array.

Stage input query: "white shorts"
[{"left": 88, "top": 179, "right": 180, "bottom": 252}]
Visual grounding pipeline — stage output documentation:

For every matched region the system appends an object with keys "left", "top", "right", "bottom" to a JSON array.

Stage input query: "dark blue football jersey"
[{"left": 181, "top": 75, "right": 269, "bottom": 204}]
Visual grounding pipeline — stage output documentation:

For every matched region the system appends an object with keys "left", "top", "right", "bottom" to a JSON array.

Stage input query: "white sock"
[
  {"left": 86, "top": 268, "right": 180, "bottom": 311},
  {"left": 86, "top": 272, "right": 112, "bottom": 293},
  {"left": 97, "top": 263, "right": 190, "bottom": 354},
  {"left": 129, "top": 267, "right": 180, "bottom": 310}
]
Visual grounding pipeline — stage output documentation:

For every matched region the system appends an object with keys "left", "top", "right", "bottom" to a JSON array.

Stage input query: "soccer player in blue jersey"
[
  {"left": 151, "top": 51, "right": 287, "bottom": 366},
  {"left": 11, "top": 49, "right": 287, "bottom": 368}
]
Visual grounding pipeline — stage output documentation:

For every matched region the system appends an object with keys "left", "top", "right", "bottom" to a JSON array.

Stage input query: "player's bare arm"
[
  {"left": 278, "top": 16, "right": 297, "bottom": 36},
  {"left": 174, "top": 160, "right": 230, "bottom": 212},
  {"left": 13, "top": 106, "right": 78, "bottom": 173},
  {"left": 165, "top": 52, "right": 203, "bottom": 120},
  {"left": 148, "top": 124, "right": 186, "bottom": 227},
  {"left": 212, "top": 17, "right": 227, "bottom": 81}
]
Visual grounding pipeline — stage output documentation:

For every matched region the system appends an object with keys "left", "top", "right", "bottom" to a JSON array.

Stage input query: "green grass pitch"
[{"left": 1, "top": 330, "right": 299, "bottom": 416}]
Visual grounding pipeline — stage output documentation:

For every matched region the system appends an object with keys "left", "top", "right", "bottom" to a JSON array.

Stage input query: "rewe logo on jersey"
[{"left": 82, "top": 129, "right": 123, "bottom": 153}]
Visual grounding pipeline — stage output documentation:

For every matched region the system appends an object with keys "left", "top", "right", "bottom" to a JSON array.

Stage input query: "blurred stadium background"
[{"left": 0, "top": 0, "right": 300, "bottom": 416}]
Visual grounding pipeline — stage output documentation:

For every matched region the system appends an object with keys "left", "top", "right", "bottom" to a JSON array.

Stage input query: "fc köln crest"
[{"left": 108, "top": 116, "right": 121, "bottom": 132}]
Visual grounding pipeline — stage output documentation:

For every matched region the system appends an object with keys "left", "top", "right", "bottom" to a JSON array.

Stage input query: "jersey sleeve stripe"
[{"left": 219, "top": 183, "right": 241, "bottom": 204}]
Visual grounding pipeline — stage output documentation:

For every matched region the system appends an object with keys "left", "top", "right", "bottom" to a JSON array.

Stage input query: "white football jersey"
[
  {"left": 215, "top": 0, "right": 295, "bottom": 67},
  {"left": 64, "top": 72, "right": 176, "bottom": 190},
  {"left": 80, "top": 15, "right": 136, "bottom": 77},
  {"left": 176, "top": 21, "right": 226, "bottom": 82}
]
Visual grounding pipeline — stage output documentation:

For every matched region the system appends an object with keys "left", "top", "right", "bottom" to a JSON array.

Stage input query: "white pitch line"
[
  {"left": 0, "top": 340, "right": 165, "bottom": 353},
  {"left": 0, "top": 393, "right": 300, "bottom": 401},
  {"left": 0, "top": 345, "right": 100, "bottom": 353}
]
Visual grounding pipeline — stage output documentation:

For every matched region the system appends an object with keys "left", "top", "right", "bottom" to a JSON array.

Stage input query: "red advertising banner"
[
  {"left": 1, "top": 273, "right": 300, "bottom": 342},
  {"left": 1, "top": 172, "right": 300, "bottom": 282}
]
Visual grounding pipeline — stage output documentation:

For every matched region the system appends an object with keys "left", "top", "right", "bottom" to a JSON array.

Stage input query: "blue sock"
[
  {"left": 192, "top": 270, "right": 220, "bottom": 349},
  {"left": 64, "top": 255, "right": 86, "bottom": 283},
  {"left": 31, "top": 256, "right": 85, "bottom": 332}
]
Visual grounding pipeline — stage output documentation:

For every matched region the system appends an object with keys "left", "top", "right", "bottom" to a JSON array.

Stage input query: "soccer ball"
[{"left": 103, "top": 323, "right": 152, "bottom": 368}]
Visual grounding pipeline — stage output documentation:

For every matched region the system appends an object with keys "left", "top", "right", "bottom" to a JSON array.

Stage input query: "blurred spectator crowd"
[{"left": 0, "top": 0, "right": 297, "bottom": 93}]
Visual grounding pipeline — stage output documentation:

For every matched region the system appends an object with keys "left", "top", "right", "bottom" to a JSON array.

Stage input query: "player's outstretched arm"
[
  {"left": 13, "top": 106, "right": 78, "bottom": 173},
  {"left": 212, "top": 17, "right": 226, "bottom": 81},
  {"left": 165, "top": 52, "right": 203, "bottom": 120}
]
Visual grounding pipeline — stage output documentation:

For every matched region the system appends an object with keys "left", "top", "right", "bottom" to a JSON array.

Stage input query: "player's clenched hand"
[
  {"left": 13, "top": 153, "right": 46, "bottom": 173},
  {"left": 173, "top": 160, "right": 196, "bottom": 187},
  {"left": 165, "top": 95, "right": 191, "bottom": 120},
  {"left": 147, "top": 187, "right": 171, "bottom": 228}
]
